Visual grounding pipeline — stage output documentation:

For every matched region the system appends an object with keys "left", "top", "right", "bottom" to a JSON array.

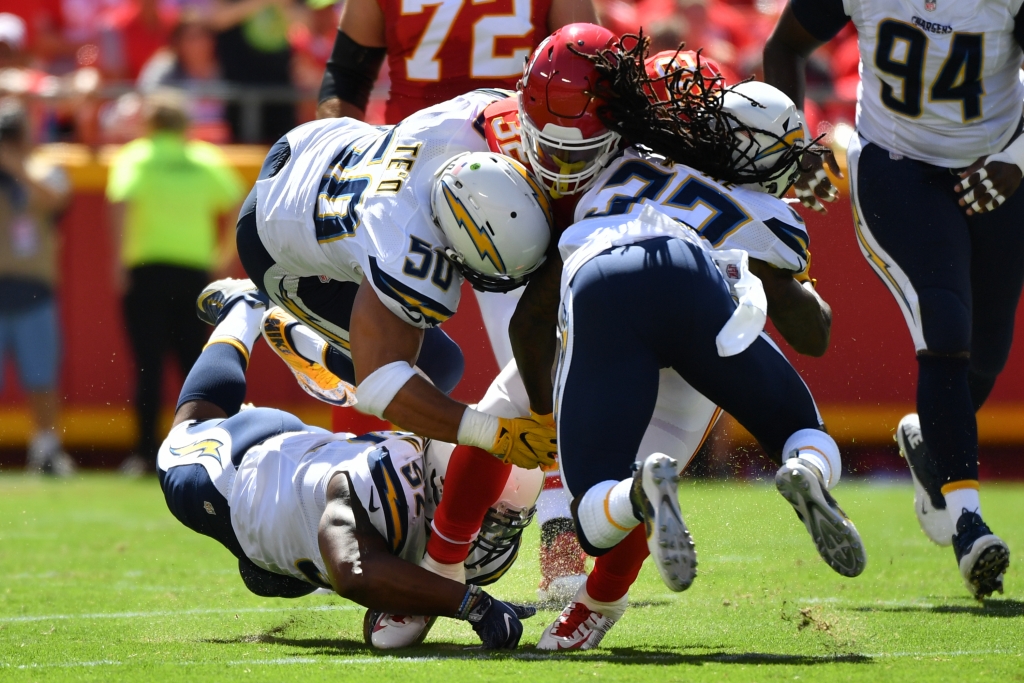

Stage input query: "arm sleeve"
[
  {"left": 789, "top": 0, "right": 851, "bottom": 42},
  {"left": 319, "top": 30, "right": 388, "bottom": 111}
]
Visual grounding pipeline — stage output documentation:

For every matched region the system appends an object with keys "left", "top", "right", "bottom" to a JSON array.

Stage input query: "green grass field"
[{"left": 1, "top": 474, "right": 1021, "bottom": 682}]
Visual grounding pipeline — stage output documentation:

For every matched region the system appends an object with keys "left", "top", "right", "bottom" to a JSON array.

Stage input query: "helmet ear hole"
[{"left": 510, "top": 211, "right": 517, "bottom": 218}]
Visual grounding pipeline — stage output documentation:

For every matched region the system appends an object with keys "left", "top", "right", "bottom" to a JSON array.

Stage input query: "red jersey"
[
  {"left": 481, "top": 97, "right": 579, "bottom": 232},
  {"left": 380, "top": 0, "right": 552, "bottom": 124}
]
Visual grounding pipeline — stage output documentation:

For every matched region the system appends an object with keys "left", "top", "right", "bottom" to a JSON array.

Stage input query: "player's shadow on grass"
[
  {"left": 850, "top": 599, "right": 1024, "bottom": 618},
  {"left": 205, "top": 634, "right": 871, "bottom": 666}
]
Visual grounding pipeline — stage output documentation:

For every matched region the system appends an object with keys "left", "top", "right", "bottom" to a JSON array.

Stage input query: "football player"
[
  {"left": 509, "top": 55, "right": 866, "bottom": 649},
  {"left": 315, "top": 0, "right": 597, "bottom": 124},
  {"left": 763, "top": 0, "right": 1021, "bottom": 598},
  {"left": 430, "top": 23, "right": 623, "bottom": 604},
  {"left": 235, "top": 92, "right": 559, "bottom": 473},
  {"left": 159, "top": 283, "right": 540, "bottom": 649}
]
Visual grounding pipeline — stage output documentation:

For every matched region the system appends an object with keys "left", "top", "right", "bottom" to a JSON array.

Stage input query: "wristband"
[
  {"left": 456, "top": 584, "right": 484, "bottom": 620},
  {"left": 355, "top": 361, "right": 418, "bottom": 418},
  {"left": 987, "top": 133, "right": 1024, "bottom": 175},
  {"left": 457, "top": 408, "right": 500, "bottom": 451}
]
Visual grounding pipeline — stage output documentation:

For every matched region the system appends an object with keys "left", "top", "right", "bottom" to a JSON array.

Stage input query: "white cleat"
[
  {"left": 362, "top": 610, "right": 436, "bottom": 649},
  {"left": 634, "top": 453, "right": 696, "bottom": 592},
  {"left": 896, "top": 414, "right": 954, "bottom": 546},
  {"left": 775, "top": 458, "right": 867, "bottom": 577},
  {"left": 536, "top": 589, "right": 627, "bottom": 651}
]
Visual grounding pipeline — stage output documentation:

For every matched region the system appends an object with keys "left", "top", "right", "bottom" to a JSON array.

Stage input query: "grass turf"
[{"left": 0, "top": 473, "right": 1021, "bottom": 682}]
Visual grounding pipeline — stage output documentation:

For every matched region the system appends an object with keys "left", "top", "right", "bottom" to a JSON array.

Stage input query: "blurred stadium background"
[{"left": 0, "top": 0, "right": 1022, "bottom": 478}]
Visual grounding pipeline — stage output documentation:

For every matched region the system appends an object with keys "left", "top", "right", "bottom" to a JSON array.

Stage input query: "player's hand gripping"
[
  {"left": 491, "top": 411, "right": 558, "bottom": 470},
  {"left": 955, "top": 156, "right": 1023, "bottom": 216},
  {"left": 458, "top": 586, "right": 536, "bottom": 649},
  {"left": 793, "top": 148, "right": 842, "bottom": 213}
]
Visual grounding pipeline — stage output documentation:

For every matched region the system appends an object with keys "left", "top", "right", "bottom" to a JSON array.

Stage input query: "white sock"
[
  {"left": 577, "top": 583, "right": 629, "bottom": 619},
  {"left": 783, "top": 429, "right": 841, "bottom": 489},
  {"left": 289, "top": 323, "right": 328, "bottom": 365},
  {"left": 421, "top": 552, "right": 466, "bottom": 584},
  {"left": 208, "top": 300, "right": 264, "bottom": 359},
  {"left": 536, "top": 477, "right": 572, "bottom": 526},
  {"left": 575, "top": 479, "right": 639, "bottom": 551},
  {"left": 944, "top": 486, "right": 981, "bottom": 527}
]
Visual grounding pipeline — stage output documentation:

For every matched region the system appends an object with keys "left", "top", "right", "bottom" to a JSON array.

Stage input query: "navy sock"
[
  {"left": 176, "top": 343, "right": 249, "bottom": 417},
  {"left": 917, "top": 355, "right": 978, "bottom": 485},
  {"left": 324, "top": 346, "right": 356, "bottom": 384}
]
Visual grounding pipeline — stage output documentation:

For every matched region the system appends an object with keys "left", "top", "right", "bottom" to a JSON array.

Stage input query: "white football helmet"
[
  {"left": 720, "top": 81, "right": 807, "bottom": 197},
  {"left": 431, "top": 152, "right": 552, "bottom": 293}
]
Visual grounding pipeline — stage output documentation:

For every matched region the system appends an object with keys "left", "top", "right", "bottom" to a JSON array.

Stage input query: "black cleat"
[
  {"left": 896, "top": 414, "right": 953, "bottom": 546},
  {"left": 952, "top": 509, "right": 1010, "bottom": 600}
]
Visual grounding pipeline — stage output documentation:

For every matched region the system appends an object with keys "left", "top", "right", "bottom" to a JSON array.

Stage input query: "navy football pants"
[
  {"left": 555, "top": 237, "right": 824, "bottom": 497},
  {"left": 849, "top": 134, "right": 1024, "bottom": 485}
]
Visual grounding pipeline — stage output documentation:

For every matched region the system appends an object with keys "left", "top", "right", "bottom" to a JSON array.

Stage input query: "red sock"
[
  {"left": 586, "top": 526, "right": 649, "bottom": 603},
  {"left": 427, "top": 445, "right": 512, "bottom": 564}
]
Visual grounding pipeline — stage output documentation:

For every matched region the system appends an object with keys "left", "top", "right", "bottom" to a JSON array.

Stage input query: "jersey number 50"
[
  {"left": 402, "top": 0, "right": 533, "bottom": 81},
  {"left": 875, "top": 20, "right": 983, "bottom": 121}
]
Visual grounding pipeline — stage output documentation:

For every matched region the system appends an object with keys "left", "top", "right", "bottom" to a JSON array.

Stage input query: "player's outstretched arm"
[
  {"left": 319, "top": 472, "right": 466, "bottom": 613},
  {"left": 319, "top": 472, "right": 534, "bottom": 648},
  {"left": 316, "top": 0, "right": 387, "bottom": 121},
  {"left": 763, "top": 6, "right": 842, "bottom": 213},
  {"left": 350, "top": 280, "right": 557, "bottom": 469},
  {"left": 350, "top": 280, "right": 466, "bottom": 441},
  {"left": 749, "top": 258, "right": 832, "bottom": 357},
  {"left": 509, "top": 250, "right": 564, "bottom": 415}
]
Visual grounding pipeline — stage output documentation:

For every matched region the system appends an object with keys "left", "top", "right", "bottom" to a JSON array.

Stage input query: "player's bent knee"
[
  {"left": 918, "top": 288, "right": 970, "bottom": 355},
  {"left": 782, "top": 428, "right": 841, "bottom": 489}
]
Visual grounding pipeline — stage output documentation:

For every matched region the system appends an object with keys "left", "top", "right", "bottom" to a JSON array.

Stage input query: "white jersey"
[
  {"left": 849, "top": 0, "right": 1024, "bottom": 166},
  {"left": 158, "top": 421, "right": 431, "bottom": 588},
  {"left": 573, "top": 149, "right": 810, "bottom": 272},
  {"left": 256, "top": 90, "right": 507, "bottom": 327}
]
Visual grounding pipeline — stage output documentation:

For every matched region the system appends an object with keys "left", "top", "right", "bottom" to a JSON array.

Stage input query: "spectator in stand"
[
  {"left": 137, "top": 10, "right": 230, "bottom": 143},
  {"left": 0, "top": 99, "right": 75, "bottom": 476},
  {"left": 100, "top": 0, "right": 177, "bottom": 81},
  {"left": 106, "top": 90, "right": 245, "bottom": 475},
  {"left": 209, "top": 0, "right": 297, "bottom": 142}
]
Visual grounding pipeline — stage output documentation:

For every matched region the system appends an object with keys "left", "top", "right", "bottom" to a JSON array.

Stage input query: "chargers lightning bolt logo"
[
  {"left": 169, "top": 439, "right": 225, "bottom": 464},
  {"left": 756, "top": 126, "right": 805, "bottom": 160},
  {"left": 441, "top": 183, "right": 506, "bottom": 272}
]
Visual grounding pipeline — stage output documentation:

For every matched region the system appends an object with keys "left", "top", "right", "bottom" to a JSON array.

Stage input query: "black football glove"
[{"left": 459, "top": 586, "right": 536, "bottom": 649}]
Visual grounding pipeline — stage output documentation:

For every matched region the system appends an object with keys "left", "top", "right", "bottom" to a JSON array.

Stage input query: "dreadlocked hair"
[{"left": 572, "top": 34, "right": 824, "bottom": 190}]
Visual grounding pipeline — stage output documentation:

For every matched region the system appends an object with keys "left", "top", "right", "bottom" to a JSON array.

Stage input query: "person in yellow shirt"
[{"left": 106, "top": 90, "right": 244, "bottom": 475}]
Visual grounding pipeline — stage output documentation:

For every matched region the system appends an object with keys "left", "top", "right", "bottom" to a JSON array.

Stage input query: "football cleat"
[
  {"left": 196, "top": 278, "right": 269, "bottom": 325},
  {"left": 952, "top": 509, "right": 1010, "bottom": 600},
  {"left": 262, "top": 308, "right": 356, "bottom": 407},
  {"left": 775, "top": 458, "right": 866, "bottom": 577},
  {"left": 362, "top": 610, "right": 436, "bottom": 649},
  {"left": 536, "top": 587, "right": 627, "bottom": 651},
  {"left": 537, "top": 517, "right": 588, "bottom": 604},
  {"left": 896, "top": 413, "right": 954, "bottom": 546},
  {"left": 631, "top": 453, "right": 697, "bottom": 592}
]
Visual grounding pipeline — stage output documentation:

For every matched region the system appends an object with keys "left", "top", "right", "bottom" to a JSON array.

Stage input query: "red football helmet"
[
  {"left": 518, "top": 23, "right": 621, "bottom": 196},
  {"left": 644, "top": 50, "right": 725, "bottom": 105}
]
